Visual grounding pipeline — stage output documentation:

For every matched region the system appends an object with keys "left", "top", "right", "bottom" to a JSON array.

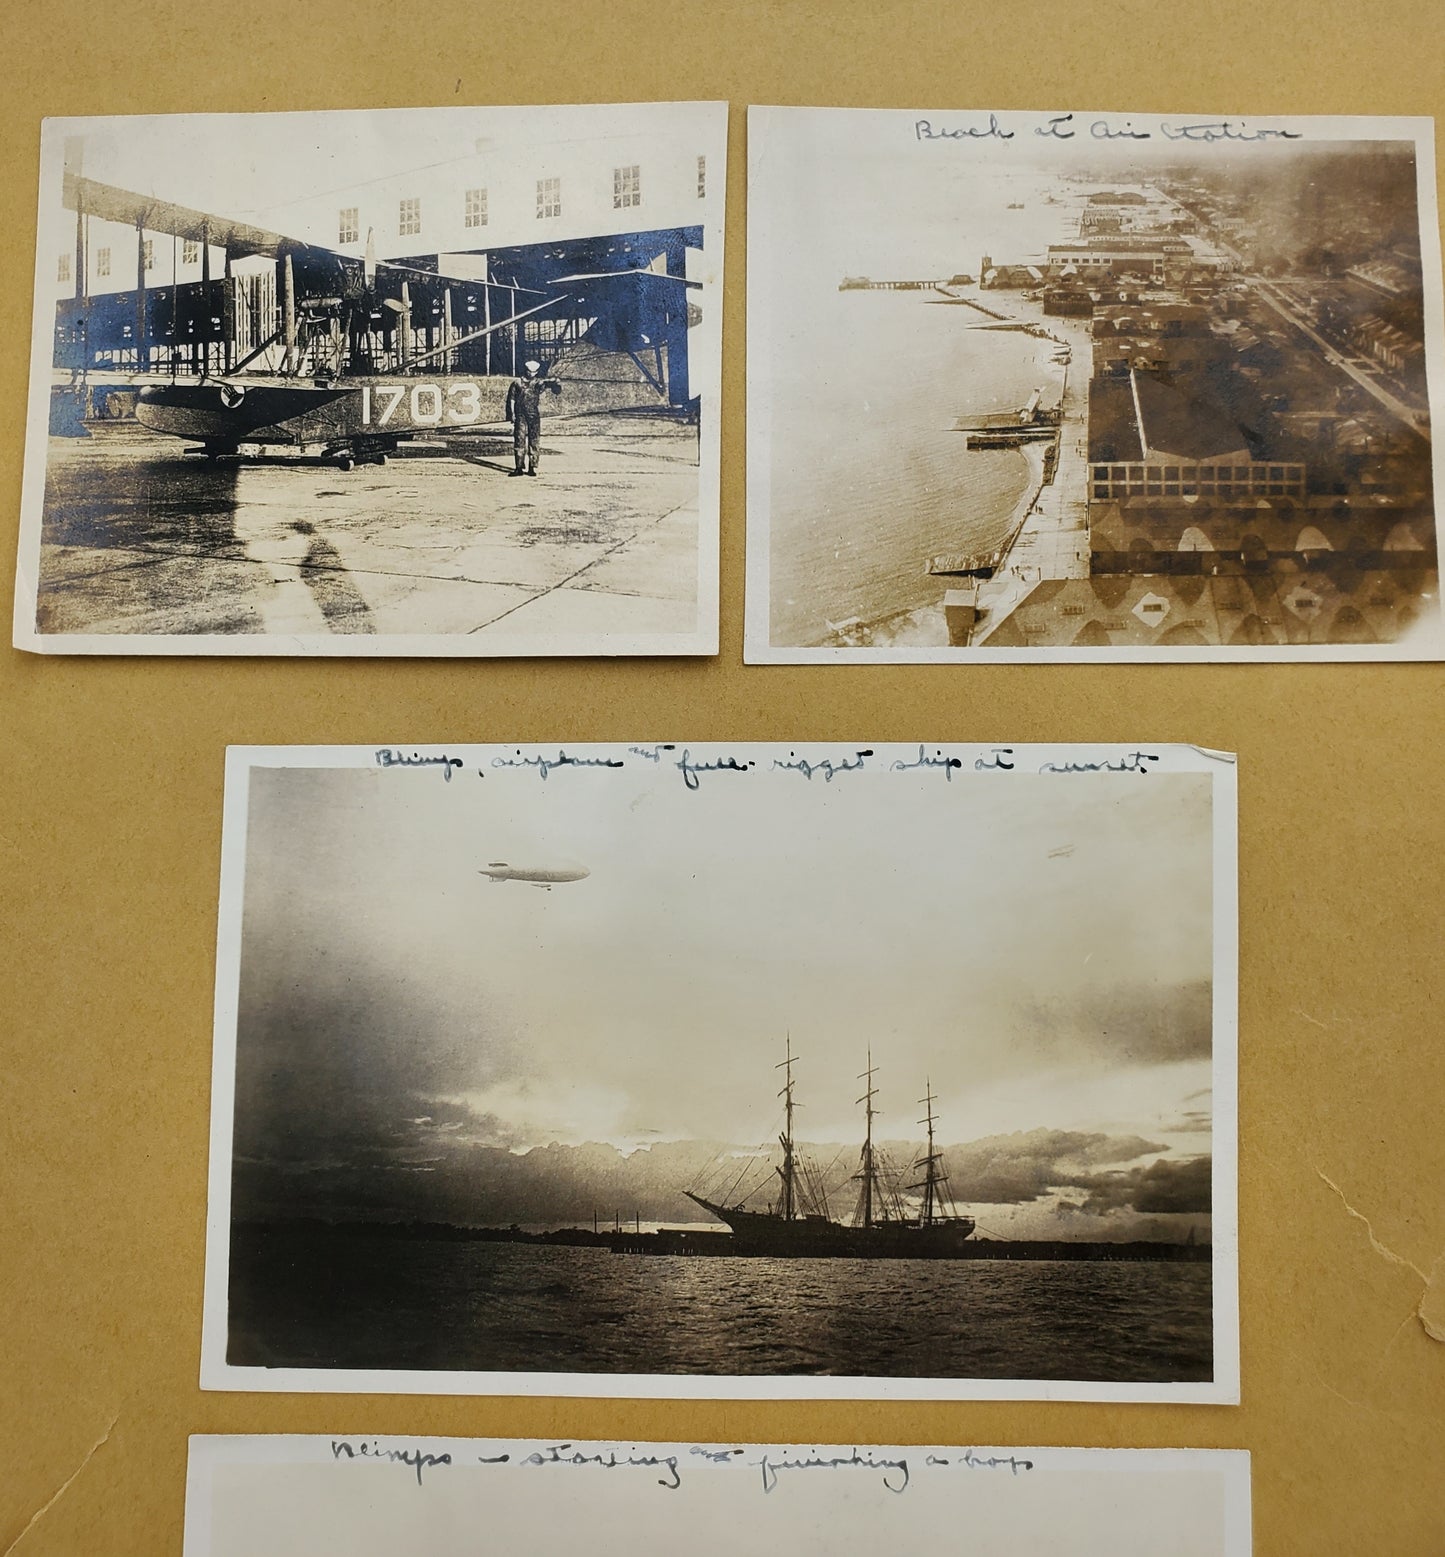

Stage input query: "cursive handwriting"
[
  {"left": 756, "top": 1447, "right": 910, "bottom": 1495},
  {"left": 1039, "top": 751, "right": 1159, "bottom": 774},
  {"left": 489, "top": 749, "right": 625, "bottom": 780},
  {"left": 522, "top": 1442, "right": 681, "bottom": 1490},
  {"left": 676, "top": 748, "right": 756, "bottom": 791},
  {"left": 915, "top": 112, "right": 1308, "bottom": 147},
  {"left": 890, "top": 745, "right": 964, "bottom": 780},
  {"left": 373, "top": 745, "right": 1183, "bottom": 787},
  {"left": 916, "top": 113, "right": 1014, "bottom": 142},
  {"left": 771, "top": 749, "right": 874, "bottom": 782},
  {"left": 374, "top": 748, "right": 463, "bottom": 782},
  {"left": 331, "top": 1440, "right": 452, "bottom": 1486},
  {"left": 1091, "top": 118, "right": 1150, "bottom": 141},
  {"left": 1161, "top": 119, "right": 1301, "bottom": 142},
  {"left": 926, "top": 1449, "right": 1035, "bottom": 1475}
]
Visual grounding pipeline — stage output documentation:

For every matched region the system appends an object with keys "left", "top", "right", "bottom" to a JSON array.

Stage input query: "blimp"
[{"left": 478, "top": 862, "right": 590, "bottom": 890}]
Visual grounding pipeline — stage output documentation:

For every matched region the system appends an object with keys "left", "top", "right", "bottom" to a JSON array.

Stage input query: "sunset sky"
[{"left": 229, "top": 748, "right": 1221, "bottom": 1235}]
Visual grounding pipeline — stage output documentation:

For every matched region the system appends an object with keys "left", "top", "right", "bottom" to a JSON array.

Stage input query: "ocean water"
[
  {"left": 765, "top": 292, "right": 1055, "bottom": 647},
  {"left": 229, "top": 1226, "right": 1212, "bottom": 1382},
  {"left": 761, "top": 171, "right": 1085, "bottom": 647}
]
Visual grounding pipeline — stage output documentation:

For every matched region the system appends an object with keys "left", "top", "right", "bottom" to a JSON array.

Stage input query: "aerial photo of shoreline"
[
  {"left": 208, "top": 745, "right": 1235, "bottom": 1397},
  {"left": 749, "top": 110, "right": 1441, "bottom": 657}
]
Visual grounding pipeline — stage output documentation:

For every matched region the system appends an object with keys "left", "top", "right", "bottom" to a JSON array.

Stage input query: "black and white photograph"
[
  {"left": 202, "top": 742, "right": 1239, "bottom": 1402},
  {"left": 182, "top": 1436, "right": 1253, "bottom": 1557},
  {"left": 16, "top": 102, "right": 724, "bottom": 655},
  {"left": 746, "top": 109, "right": 1444, "bottom": 661}
]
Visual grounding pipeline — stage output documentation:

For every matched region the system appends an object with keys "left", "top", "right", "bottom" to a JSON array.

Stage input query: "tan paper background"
[{"left": 2, "top": 2, "right": 1442, "bottom": 1551}]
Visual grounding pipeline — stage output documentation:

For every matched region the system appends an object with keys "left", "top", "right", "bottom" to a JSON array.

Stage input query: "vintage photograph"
[
  {"left": 203, "top": 743, "right": 1238, "bottom": 1401},
  {"left": 183, "top": 1436, "right": 1253, "bottom": 1557},
  {"left": 16, "top": 103, "right": 724, "bottom": 654},
  {"left": 747, "top": 109, "right": 1444, "bottom": 661}
]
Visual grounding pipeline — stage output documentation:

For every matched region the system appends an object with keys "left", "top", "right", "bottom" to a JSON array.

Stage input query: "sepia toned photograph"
[
  {"left": 202, "top": 743, "right": 1238, "bottom": 1402},
  {"left": 747, "top": 109, "right": 1444, "bottom": 661},
  {"left": 183, "top": 1436, "right": 1253, "bottom": 1557},
  {"left": 16, "top": 102, "right": 724, "bottom": 655}
]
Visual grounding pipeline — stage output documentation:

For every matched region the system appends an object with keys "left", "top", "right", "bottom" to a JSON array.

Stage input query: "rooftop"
[{"left": 1088, "top": 371, "right": 1255, "bottom": 463}]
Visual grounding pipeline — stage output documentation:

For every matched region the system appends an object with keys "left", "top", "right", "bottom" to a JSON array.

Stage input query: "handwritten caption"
[
  {"left": 373, "top": 746, "right": 1162, "bottom": 790},
  {"left": 329, "top": 1439, "right": 1035, "bottom": 1493},
  {"left": 914, "top": 112, "right": 1302, "bottom": 145}
]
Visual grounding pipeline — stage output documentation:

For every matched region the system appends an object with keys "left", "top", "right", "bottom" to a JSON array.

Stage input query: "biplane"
[{"left": 55, "top": 158, "right": 699, "bottom": 469}]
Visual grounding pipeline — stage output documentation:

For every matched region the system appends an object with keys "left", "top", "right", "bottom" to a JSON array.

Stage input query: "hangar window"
[
  {"left": 57, "top": 253, "right": 70, "bottom": 283},
  {"left": 182, "top": 239, "right": 199, "bottom": 266},
  {"left": 536, "top": 177, "right": 561, "bottom": 219},
  {"left": 697, "top": 155, "right": 706, "bottom": 198},
  {"left": 613, "top": 164, "right": 641, "bottom": 209},
  {"left": 465, "top": 187, "right": 487, "bottom": 228},
  {"left": 399, "top": 198, "right": 422, "bottom": 238},
  {"left": 338, "top": 207, "right": 359, "bottom": 244},
  {"left": 96, "top": 247, "right": 110, "bottom": 278},
  {"left": 143, "top": 239, "right": 155, "bottom": 272}
]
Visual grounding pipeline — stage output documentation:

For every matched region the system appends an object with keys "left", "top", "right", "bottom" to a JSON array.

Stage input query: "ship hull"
[
  {"left": 686, "top": 1193, "right": 976, "bottom": 1260},
  {"left": 135, "top": 375, "right": 509, "bottom": 450}
]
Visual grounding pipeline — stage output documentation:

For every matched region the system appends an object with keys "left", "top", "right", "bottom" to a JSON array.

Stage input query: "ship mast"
[
  {"left": 775, "top": 1035, "right": 797, "bottom": 1221},
  {"left": 856, "top": 1049, "right": 879, "bottom": 1228},
  {"left": 918, "top": 1079, "right": 940, "bottom": 1226}
]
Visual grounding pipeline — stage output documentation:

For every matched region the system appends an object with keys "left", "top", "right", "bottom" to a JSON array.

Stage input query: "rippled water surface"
[{"left": 230, "top": 1226, "right": 1212, "bottom": 1382}]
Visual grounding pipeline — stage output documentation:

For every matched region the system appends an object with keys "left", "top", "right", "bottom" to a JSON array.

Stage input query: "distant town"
[{"left": 842, "top": 147, "right": 1436, "bottom": 649}]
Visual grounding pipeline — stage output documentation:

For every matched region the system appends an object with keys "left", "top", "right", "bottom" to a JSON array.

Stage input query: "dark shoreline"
[{"left": 233, "top": 1216, "right": 1211, "bottom": 1262}]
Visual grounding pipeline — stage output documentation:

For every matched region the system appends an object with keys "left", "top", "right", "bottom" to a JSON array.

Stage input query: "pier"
[
  {"left": 930, "top": 286, "right": 1014, "bottom": 321},
  {"left": 952, "top": 389, "right": 1062, "bottom": 443},
  {"left": 839, "top": 275, "right": 973, "bottom": 291}
]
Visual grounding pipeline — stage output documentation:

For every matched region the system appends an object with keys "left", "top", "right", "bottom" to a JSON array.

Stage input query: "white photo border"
[
  {"left": 15, "top": 101, "right": 726, "bottom": 658},
  {"left": 201, "top": 741, "right": 1239, "bottom": 1403},
  {"left": 745, "top": 108, "right": 1444, "bottom": 663}
]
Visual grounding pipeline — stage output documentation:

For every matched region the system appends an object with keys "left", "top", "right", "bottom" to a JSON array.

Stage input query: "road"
[
  {"left": 1165, "top": 192, "right": 1426, "bottom": 432},
  {"left": 1252, "top": 280, "right": 1426, "bottom": 431}
]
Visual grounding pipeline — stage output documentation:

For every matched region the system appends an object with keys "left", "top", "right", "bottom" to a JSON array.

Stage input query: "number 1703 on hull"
[{"left": 135, "top": 375, "right": 514, "bottom": 469}]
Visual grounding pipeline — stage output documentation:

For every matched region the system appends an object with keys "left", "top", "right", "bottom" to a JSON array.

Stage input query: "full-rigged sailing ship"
[{"left": 685, "top": 1043, "right": 977, "bottom": 1258}]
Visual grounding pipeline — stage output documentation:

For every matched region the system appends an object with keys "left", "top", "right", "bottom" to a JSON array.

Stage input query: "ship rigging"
[{"left": 685, "top": 1042, "right": 976, "bottom": 1258}]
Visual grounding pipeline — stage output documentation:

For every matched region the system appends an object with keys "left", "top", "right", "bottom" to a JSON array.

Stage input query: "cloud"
[
  {"left": 939, "top": 1128, "right": 1166, "bottom": 1205},
  {"left": 1158, "top": 1109, "right": 1212, "bottom": 1135},
  {"left": 231, "top": 1122, "right": 1215, "bottom": 1230},
  {"left": 1073, "top": 1155, "right": 1213, "bottom": 1216}
]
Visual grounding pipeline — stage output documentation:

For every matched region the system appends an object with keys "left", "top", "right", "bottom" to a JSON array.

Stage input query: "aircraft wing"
[
  {"left": 547, "top": 267, "right": 702, "bottom": 297},
  {"left": 62, "top": 172, "right": 301, "bottom": 260},
  {"left": 61, "top": 171, "right": 550, "bottom": 297}
]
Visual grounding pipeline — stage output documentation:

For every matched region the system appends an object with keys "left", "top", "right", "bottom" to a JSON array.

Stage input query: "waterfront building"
[
  {"left": 1088, "top": 368, "right": 1305, "bottom": 503},
  {"left": 1046, "top": 236, "right": 1224, "bottom": 285},
  {"left": 961, "top": 175, "right": 1435, "bottom": 650}
]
